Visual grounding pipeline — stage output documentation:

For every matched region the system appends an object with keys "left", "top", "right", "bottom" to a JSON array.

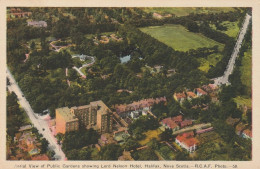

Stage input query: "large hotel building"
[{"left": 56, "top": 100, "right": 113, "bottom": 134}]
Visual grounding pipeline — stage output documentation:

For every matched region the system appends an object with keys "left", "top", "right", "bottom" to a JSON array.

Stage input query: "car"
[
  {"left": 42, "top": 128, "right": 45, "bottom": 131},
  {"left": 22, "top": 95, "right": 24, "bottom": 97}
]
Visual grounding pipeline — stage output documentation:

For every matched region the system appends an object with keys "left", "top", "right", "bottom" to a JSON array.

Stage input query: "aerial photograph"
[{"left": 6, "top": 7, "right": 252, "bottom": 161}]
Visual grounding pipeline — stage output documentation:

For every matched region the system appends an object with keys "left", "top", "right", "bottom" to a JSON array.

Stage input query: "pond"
[{"left": 120, "top": 55, "right": 131, "bottom": 63}]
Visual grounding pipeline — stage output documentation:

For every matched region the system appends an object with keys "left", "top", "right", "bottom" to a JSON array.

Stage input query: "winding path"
[
  {"left": 214, "top": 14, "right": 251, "bottom": 86},
  {"left": 72, "top": 55, "right": 95, "bottom": 78}
]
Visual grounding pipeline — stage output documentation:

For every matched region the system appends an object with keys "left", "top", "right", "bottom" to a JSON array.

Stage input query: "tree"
[
  {"left": 40, "top": 138, "right": 49, "bottom": 154},
  {"left": 99, "top": 144, "right": 123, "bottom": 160},
  {"left": 160, "top": 129, "right": 172, "bottom": 141},
  {"left": 135, "top": 148, "right": 158, "bottom": 160},
  {"left": 122, "top": 137, "right": 141, "bottom": 151}
]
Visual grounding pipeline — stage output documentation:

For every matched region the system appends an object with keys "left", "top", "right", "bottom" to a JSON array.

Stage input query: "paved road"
[
  {"left": 7, "top": 68, "right": 66, "bottom": 161},
  {"left": 214, "top": 13, "right": 251, "bottom": 86}
]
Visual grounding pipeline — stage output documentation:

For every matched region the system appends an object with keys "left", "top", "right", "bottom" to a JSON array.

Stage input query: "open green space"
[
  {"left": 140, "top": 24, "right": 224, "bottom": 52},
  {"left": 139, "top": 129, "right": 162, "bottom": 145},
  {"left": 240, "top": 49, "right": 252, "bottom": 93},
  {"left": 198, "top": 53, "right": 223, "bottom": 73},
  {"left": 142, "top": 7, "right": 235, "bottom": 17},
  {"left": 157, "top": 144, "right": 175, "bottom": 160},
  {"left": 210, "top": 21, "right": 240, "bottom": 38},
  {"left": 233, "top": 96, "right": 251, "bottom": 108}
]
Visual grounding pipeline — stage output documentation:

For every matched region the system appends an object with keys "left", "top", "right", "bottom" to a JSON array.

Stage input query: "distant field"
[
  {"left": 142, "top": 7, "right": 235, "bottom": 17},
  {"left": 140, "top": 24, "right": 224, "bottom": 52}
]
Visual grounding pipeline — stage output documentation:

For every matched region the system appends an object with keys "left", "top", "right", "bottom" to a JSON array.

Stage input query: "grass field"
[
  {"left": 139, "top": 129, "right": 162, "bottom": 145},
  {"left": 240, "top": 50, "right": 252, "bottom": 94},
  {"left": 142, "top": 7, "right": 235, "bottom": 17},
  {"left": 233, "top": 96, "right": 251, "bottom": 108},
  {"left": 140, "top": 24, "right": 224, "bottom": 52},
  {"left": 198, "top": 53, "right": 223, "bottom": 72}
]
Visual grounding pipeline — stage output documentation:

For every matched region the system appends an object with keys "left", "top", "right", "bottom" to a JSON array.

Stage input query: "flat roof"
[{"left": 56, "top": 107, "right": 78, "bottom": 122}]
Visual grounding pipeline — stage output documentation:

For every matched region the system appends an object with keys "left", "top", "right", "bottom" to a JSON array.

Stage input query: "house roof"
[
  {"left": 196, "top": 88, "right": 207, "bottom": 95},
  {"left": 180, "top": 120, "right": 192, "bottom": 127},
  {"left": 161, "top": 118, "right": 179, "bottom": 129},
  {"left": 186, "top": 92, "right": 196, "bottom": 98},
  {"left": 174, "top": 93, "right": 186, "bottom": 99},
  {"left": 243, "top": 129, "right": 252, "bottom": 138},
  {"left": 172, "top": 115, "right": 183, "bottom": 123},
  {"left": 208, "top": 84, "right": 218, "bottom": 90},
  {"left": 176, "top": 132, "right": 199, "bottom": 147},
  {"left": 115, "top": 97, "right": 166, "bottom": 114}
]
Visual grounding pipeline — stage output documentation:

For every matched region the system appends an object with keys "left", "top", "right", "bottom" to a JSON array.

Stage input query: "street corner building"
[{"left": 56, "top": 100, "right": 113, "bottom": 134}]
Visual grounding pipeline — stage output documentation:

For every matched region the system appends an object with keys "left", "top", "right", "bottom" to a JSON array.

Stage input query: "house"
[
  {"left": 242, "top": 129, "right": 252, "bottom": 140},
  {"left": 173, "top": 92, "right": 186, "bottom": 103},
  {"left": 161, "top": 117, "right": 180, "bottom": 131},
  {"left": 172, "top": 115, "right": 183, "bottom": 123},
  {"left": 115, "top": 97, "right": 166, "bottom": 118},
  {"left": 175, "top": 132, "right": 199, "bottom": 153},
  {"left": 153, "top": 13, "right": 163, "bottom": 19},
  {"left": 130, "top": 111, "right": 140, "bottom": 119},
  {"left": 27, "top": 21, "right": 47, "bottom": 28},
  {"left": 186, "top": 91, "right": 197, "bottom": 100},
  {"left": 180, "top": 120, "right": 193, "bottom": 128},
  {"left": 18, "top": 125, "right": 32, "bottom": 132},
  {"left": 195, "top": 88, "right": 207, "bottom": 97}
]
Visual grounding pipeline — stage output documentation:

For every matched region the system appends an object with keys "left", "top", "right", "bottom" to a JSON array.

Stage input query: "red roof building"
[
  {"left": 161, "top": 117, "right": 179, "bottom": 131},
  {"left": 173, "top": 92, "right": 186, "bottom": 103},
  {"left": 172, "top": 115, "right": 183, "bottom": 123},
  {"left": 175, "top": 132, "right": 199, "bottom": 153},
  {"left": 180, "top": 120, "right": 193, "bottom": 128},
  {"left": 186, "top": 91, "right": 197, "bottom": 100},
  {"left": 195, "top": 88, "right": 207, "bottom": 97},
  {"left": 115, "top": 97, "right": 166, "bottom": 117},
  {"left": 242, "top": 129, "right": 252, "bottom": 140}
]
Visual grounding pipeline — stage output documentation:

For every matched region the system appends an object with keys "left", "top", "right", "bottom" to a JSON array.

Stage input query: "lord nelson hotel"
[{"left": 55, "top": 100, "right": 113, "bottom": 134}]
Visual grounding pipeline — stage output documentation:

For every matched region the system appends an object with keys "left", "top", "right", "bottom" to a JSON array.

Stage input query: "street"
[
  {"left": 7, "top": 68, "right": 66, "bottom": 161},
  {"left": 214, "top": 13, "right": 251, "bottom": 86}
]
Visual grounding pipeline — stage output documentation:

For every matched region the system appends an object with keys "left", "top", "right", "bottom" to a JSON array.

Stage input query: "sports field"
[
  {"left": 142, "top": 7, "right": 235, "bottom": 17},
  {"left": 140, "top": 24, "right": 224, "bottom": 52}
]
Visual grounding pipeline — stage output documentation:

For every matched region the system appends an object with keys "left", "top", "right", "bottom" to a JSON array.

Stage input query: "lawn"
[
  {"left": 142, "top": 7, "right": 235, "bottom": 17},
  {"left": 140, "top": 24, "right": 224, "bottom": 52},
  {"left": 157, "top": 144, "right": 175, "bottom": 160},
  {"left": 240, "top": 49, "right": 252, "bottom": 94},
  {"left": 233, "top": 96, "right": 251, "bottom": 108},
  {"left": 139, "top": 129, "right": 162, "bottom": 145},
  {"left": 198, "top": 53, "right": 223, "bottom": 73}
]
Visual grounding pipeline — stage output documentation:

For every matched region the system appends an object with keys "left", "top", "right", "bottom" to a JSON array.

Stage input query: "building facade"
[
  {"left": 56, "top": 100, "right": 113, "bottom": 134},
  {"left": 55, "top": 107, "right": 79, "bottom": 134}
]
